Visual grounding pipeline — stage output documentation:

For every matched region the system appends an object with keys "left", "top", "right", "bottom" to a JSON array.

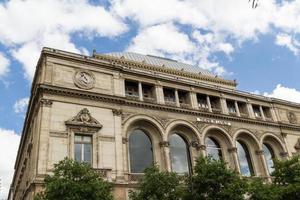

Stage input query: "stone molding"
[
  {"left": 159, "top": 141, "right": 170, "bottom": 147},
  {"left": 94, "top": 54, "right": 237, "bottom": 87},
  {"left": 65, "top": 108, "right": 102, "bottom": 132},
  {"left": 112, "top": 109, "right": 122, "bottom": 116},
  {"left": 39, "top": 85, "right": 300, "bottom": 131},
  {"left": 40, "top": 99, "right": 53, "bottom": 107},
  {"left": 228, "top": 147, "right": 237, "bottom": 153}
]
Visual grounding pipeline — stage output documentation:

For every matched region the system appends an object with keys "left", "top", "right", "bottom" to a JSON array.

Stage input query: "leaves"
[{"left": 35, "top": 158, "right": 113, "bottom": 200}]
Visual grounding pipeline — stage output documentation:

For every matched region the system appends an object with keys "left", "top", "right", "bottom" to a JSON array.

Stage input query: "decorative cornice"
[
  {"left": 94, "top": 54, "right": 237, "bottom": 87},
  {"left": 38, "top": 84, "right": 300, "bottom": 131}
]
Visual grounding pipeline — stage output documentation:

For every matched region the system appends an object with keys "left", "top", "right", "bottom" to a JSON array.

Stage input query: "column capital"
[
  {"left": 228, "top": 147, "right": 237, "bottom": 153},
  {"left": 159, "top": 141, "right": 170, "bottom": 147},
  {"left": 256, "top": 150, "right": 264, "bottom": 155}
]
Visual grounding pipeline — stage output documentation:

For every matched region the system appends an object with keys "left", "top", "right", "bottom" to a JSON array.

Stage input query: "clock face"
[{"left": 74, "top": 70, "right": 95, "bottom": 89}]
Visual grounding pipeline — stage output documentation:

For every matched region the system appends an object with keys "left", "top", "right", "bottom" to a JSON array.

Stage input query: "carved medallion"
[
  {"left": 287, "top": 111, "right": 297, "bottom": 124},
  {"left": 74, "top": 70, "right": 95, "bottom": 90}
]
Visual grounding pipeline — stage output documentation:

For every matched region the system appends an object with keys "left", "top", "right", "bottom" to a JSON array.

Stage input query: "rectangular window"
[{"left": 74, "top": 135, "right": 92, "bottom": 164}]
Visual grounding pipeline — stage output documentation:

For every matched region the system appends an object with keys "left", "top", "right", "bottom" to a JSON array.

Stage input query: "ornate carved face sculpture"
[{"left": 287, "top": 111, "right": 297, "bottom": 124}]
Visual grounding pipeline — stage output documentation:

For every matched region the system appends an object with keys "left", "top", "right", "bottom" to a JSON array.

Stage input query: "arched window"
[
  {"left": 205, "top": 137, "right": 222, "bottom": 160},
  {"left": 263, "top": 143, "right": 275, "bottom": 174},
  {"left": 129, "top": 129, "right": 153, "bottom": 173},
  {"left": 236, "top": 140, "right": 254, "bottom": 176},
  {"left": 169, "top": 134, "right": 191, "bottom": 174}
]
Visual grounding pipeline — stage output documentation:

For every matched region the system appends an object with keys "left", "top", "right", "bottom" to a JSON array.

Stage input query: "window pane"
[
  {"left": 237, "top": 141, "right": 254, "bottom": 176},
  {"left": 129, "top": 130, "right": 153, "bottom": 173},
  {"left": 169, "top": 134, "right": 190, "bottom": 174},
  {"left": 84, "top": 144, "right": 92, "bottom": 164},
  {"left": 205, "top": 137, "right": 222, "bottom": 160},
  {"left": 83, "top": 136, "right": 92, "bottom": 143},
  {"left": 75, "top": 135, "right": 82, "bottom": 142},
  {"left": 75, "top": 143, "right": 82, "bottom": 162},
  {"left": 263, "top": 144, "right": 275, "bottom": 174}
]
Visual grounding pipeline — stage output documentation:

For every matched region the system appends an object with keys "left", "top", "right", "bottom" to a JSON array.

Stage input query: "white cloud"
[
  {"left": 0, "top": 129, "right": 20, "bottom": 200},
  {"left": 127, "top": 23, "right": 195, "bottom": 55},
  {"left": 264, "top": 84, "right": 300, "bottom": 104},
  {"left": 0, "top": 52, "right": 10, "bottom": 76},
  {"left": 0, "top": 0, "right": 127, "bottom": 79},
  {"left": 275, "top": 33, "right": 300, "bottom": 55},
  {"left": 13, "top": 97, "right": 29, "bottom": 114}
]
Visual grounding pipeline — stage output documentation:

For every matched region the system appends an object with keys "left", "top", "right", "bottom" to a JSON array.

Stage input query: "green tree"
[
  {"left": 35, "top": 158, "right": 113, "bottom": 200},
  {"left": 184, "top": 156, "right": 247, "bottom": 200},
  {"left": 129, "top": 165, "right": 184, "bottom": 200},
  {"left": 272, "top": 155, "right": 300, "bottom": 200},
  {"left": 247, "top": 178, "right": 280, "bottom": 200}
]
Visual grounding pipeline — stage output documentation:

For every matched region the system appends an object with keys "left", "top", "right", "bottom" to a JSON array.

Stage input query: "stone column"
[
  {"left": 155, "top": 84, "right": 164, "bottom": 104},
  {"left": 190, "top": 91, "right": 198, "bottom": 109},
  {"left": 220, "top": 97, "right": 229, "bottom": 115},
  {"left": 175, "top": 89, "right": 180, "bottom": 107},
  {"left": 37, "top": 99, "right": 53, "bottom": 174},
  {"left": 228, "top": 147, "right": 240, "bottom": 173},
  {"left": 281, "top": 132, "right": 292, "bottom": 157},
  {"left": 256, "top": 149, "right": 269, "bottom": 177},
  {"left": 234, "top": 101, "right": 241, "bottom": 117},
  {"left": 160, "top": 141, "right": 171, "bottom": 172},
  {"left": 198, "top": 145, "right": 207, "bottom": 157},
  {"left": 259, "top": 106, "right": 266, "bottom": 121},
  {"left": 246, "top": 101, "right": 255, "bottom": 119},
  {"left": 207, "top": 96, "right": 212, "bottom": 112},
  {"left": 138, "top": 82, "right": 143, "bottom": 101},
  {"left": 112, "top": 109, "right": 124, "bottom": 181}
]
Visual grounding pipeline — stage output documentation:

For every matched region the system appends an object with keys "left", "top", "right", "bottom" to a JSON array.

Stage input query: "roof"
[{"left": 104, "top": 52, "right": 216, "bottom": 78}]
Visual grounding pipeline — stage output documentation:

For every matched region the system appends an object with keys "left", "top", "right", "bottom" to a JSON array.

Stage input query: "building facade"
[{"left": 8, "top": 48, "right": 300, "bottom": 200}]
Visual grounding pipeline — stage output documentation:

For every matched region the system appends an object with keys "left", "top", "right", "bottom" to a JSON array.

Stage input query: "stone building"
[{"left": 8, "top": 47, "right": 300, "bottom": 200}]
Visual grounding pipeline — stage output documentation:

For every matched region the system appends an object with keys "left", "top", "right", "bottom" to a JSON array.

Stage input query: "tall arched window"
[
  {"left": 129, "top": 129, "right": 153, "bottom": 173},
  {"left": 169, "top": 134, "right": 191, "bottom": 174},
  {"left": 263, "top": 143, "right": 275, "bottom": 174},
  {"left": 205, "top": 137, "right": 222, "bottom": 160},
  {"left": 236, "top": 140, "right": 254, "bottom": 176}
]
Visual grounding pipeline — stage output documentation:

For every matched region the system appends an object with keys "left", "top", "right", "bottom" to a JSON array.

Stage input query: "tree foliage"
[
  {"left": 35, "top": 158, "right": 113, "bottom": 200},
  {"left": 129, "top": 165, "right": 184, "bottom": 200},
  {"left": 184, "top": 156, "right": 247, "bottom": 200}
]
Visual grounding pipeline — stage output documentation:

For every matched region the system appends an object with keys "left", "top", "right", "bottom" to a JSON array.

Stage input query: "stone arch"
[
  {"left": 123, "top": 114, "right": 164, "bottom": 140},
  {"left": 165, "top": 119, "right": 200, "bottom": 143},
  {"left": 202, "top": 125, "right": 234, "bottom": 168},
  {"left": 165, "top": 120, "right": 200, "bottom": 171},
  {"left": 123, "top": 115, "right": 165, "bottom": 172},
  {"left": 260, "top": 133, "right": 286, "bottom": 158},
  {"left": 233, "top": 129, "right": 264, "bottom": 176}
]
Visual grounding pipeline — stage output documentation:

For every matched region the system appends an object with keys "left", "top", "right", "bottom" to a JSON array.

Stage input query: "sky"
[{"left": 1, "top": 0, "right": 300, "bottom": 198}]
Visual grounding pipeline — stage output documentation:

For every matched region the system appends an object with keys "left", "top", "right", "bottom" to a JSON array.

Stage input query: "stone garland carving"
[
  {"left": 73, "top": 70, "right": 95, "bottom": 90},
  {"left": 287, "top": 111, "right": 297, "bottom": 124},
  {"left": 153, "top": 116, "right": 171, "bottom": 129},
  {"left": 65, "top": 108, "right": 102, "bottom": 132}
]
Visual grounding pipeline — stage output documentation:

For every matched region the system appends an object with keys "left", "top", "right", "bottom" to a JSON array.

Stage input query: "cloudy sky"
[{"left": 1, "top": 0, "right": 300, "bottom": 198}]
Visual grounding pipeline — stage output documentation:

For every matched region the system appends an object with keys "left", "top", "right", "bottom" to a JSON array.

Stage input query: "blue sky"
[{"left": 1, "top": 0, "right": 300, "bottom": 198}]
